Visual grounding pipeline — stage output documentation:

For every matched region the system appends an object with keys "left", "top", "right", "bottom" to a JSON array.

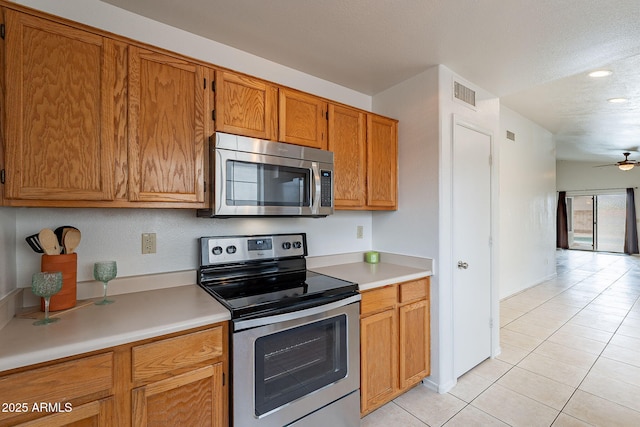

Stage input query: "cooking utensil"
[
  {"left": 25, "top": 233, "right": 44, "bottom": 253},
  {"left": 38, "top": 229, "right": 61, "bottom": 255},
  {"left": 54, "top": 226, "right": 78, "bottom": 254},
  {"left": 63, "top": 228, "right": 81, "bottom": 254}
]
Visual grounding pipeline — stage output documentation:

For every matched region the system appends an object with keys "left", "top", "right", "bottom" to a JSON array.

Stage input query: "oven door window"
[
  {"left": 254, "top": 314, "right": 348, "bottom": 416},
  {"left": 226, "top": 160, "right": 310, "bottom": 207}
]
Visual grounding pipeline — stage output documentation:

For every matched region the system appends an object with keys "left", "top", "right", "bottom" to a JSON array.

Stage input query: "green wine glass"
[
  {"left": 32, "top": 271, "right": 63, "bottom": 325},
  {"left": 94, "top": 261, "right": 117, "bottom": 305}
]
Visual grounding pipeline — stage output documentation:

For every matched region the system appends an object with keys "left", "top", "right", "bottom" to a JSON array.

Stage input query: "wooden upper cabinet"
[
  {"left": 128, "top": 46, "right": 209, "bottom": 204},
  {"left": 3, "top": 10, "right": 122, "bottom": 201},
  {"left": 367, "top": 114, "right": 398, "bottom": 209},
  {"left": 328, "top": 104, "right": 366, "bottom": 207},
  {"left": 214, "top": 70, "right": 278, "bottom": 140},
  {"left": 279, "top": 89, "right": 328, "bottom": 149}
]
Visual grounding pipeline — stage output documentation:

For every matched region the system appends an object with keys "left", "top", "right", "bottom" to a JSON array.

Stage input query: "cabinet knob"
[{"left": 457, "top": 261, "right": 469, "bottom": 269}]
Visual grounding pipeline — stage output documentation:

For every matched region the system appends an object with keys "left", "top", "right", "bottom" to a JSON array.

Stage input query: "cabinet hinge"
[
  {"left": 0, "top": 169, "right": 5, "bottom": 184},
  {"left": 0, "top": 24, "right": 5, "bottom": 40},
  {"left": 212, "top": 110, "right": 216, "bottom": 121}
]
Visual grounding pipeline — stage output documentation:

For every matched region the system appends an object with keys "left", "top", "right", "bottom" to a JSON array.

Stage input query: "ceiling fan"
[{"left": 596, "top": 152, "right": 639, "bottom": 171}]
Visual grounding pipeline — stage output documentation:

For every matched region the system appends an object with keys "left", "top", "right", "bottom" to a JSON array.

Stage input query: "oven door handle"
[{"left": 233, "top": 293, "right": 361, "bottom": 331}]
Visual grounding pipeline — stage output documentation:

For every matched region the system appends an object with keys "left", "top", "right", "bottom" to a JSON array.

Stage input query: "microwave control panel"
[{"left": 320, "top": 170, "right": 332, "bottom": 207}]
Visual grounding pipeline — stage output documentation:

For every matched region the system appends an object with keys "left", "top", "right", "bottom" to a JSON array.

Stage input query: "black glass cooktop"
[{"left": 199, "top": 269, "right": 358, "bottom": 320}]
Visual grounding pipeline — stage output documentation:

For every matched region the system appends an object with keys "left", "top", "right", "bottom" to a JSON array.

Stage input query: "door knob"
[{"left": 457, "top": 261, "right": 469, "bottom": 269}]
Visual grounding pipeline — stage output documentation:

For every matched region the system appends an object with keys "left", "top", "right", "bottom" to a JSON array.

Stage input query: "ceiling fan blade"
[{"left": 594, "top": 152, "right": 639, "bottom": 168}]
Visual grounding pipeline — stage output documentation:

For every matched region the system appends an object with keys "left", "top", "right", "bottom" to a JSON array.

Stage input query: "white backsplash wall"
[
  {"left": 0, "top": 208, "right": 17, "bottom": 300},
  {"left": 15, "top": 208, "right": 372, "bottom": 287}
]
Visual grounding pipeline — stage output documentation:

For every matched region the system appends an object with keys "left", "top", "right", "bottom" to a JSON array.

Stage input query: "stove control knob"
[
  {"left": 226, "top": 245, "right": 237, "bottom": 254},
  {"left": 293, "top": 241, "right": 302, "bottom": 249},
  {"left": 282, "top": 242, "right": 292, "bottom": 250},
  {"left": 212, "top": 246, "right": 223, "bottom": 256}
]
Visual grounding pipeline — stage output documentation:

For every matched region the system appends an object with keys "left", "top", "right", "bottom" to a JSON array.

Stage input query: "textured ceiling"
[{"left": 101, "top": 0, "right": 640, "bottom": 162}]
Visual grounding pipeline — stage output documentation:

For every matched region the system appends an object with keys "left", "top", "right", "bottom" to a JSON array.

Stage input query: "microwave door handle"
[{"left": 311, "top": 162, "right": 321, "bottom": 214}]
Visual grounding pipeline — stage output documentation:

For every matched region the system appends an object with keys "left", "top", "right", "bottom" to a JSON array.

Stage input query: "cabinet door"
[
  {"left": 0, "top": 352, "right": 113, "bottom": 426},
  {"left": 366, "top": 114, "right": 398, "bottom": 209},
  {"left": 360, "top": 309, "right": 398, "bottom": 415},
  {"left": 132, "top": 326, "right": 225, "bottom": 383},
  {"left": 328, "top": 104, "right": 366, "bottom": 208},
  {"left": 215, "top": 70, "right": 277, "bottom": 140},
  {"left": 12, "top": 398, "right": 113, "bottom": 427},
  {"left": 279, "top": 89, "right": 327, "bottom": 149},
  {"left": 128, "top": 46, "right": 208, "bottom": 204},
  {"left": 132, "top": 363, "right": 225, "bottom": 427},
  {"left": 4, "top": 10, "right": 121, "bottom": 201},
  {"left": 399, "top": 299, "right": 430, "bottom": 389}
]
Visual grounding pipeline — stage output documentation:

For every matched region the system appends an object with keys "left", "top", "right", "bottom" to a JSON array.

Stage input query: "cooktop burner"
[{"left": 198, "top": 233, "right": 358, "bottom": 321}]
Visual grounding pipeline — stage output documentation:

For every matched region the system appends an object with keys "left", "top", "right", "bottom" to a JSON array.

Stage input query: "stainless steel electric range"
[{"left": 198, "top": 233, "right": 361, "bottom": 427}]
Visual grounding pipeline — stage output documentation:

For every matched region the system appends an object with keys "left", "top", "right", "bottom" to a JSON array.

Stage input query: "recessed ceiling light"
[
  {"left": 589, "top": 70, "right": 613, "bottom": 78},
  {"left": 608, "top": 97, "right": 628, "bottom": 103}
]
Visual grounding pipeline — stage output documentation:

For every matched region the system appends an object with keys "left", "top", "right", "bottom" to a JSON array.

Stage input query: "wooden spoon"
[
  {"left": 38, "top": 228, "right": 61, "bottom": 255},
  {"left": 63, "top": 228, "right": 81, "bottom": 254}
]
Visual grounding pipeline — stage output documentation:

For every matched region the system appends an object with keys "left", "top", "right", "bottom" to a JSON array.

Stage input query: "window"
[{"left": 567, "top": 192, "right": 626, "bottom": 253}]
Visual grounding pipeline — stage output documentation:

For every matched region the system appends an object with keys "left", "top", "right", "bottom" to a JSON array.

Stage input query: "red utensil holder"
[{"left": 40, "top": 253, "right": 77, "bottom": 311}]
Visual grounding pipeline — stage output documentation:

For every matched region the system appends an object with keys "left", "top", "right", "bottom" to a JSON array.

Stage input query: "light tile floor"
[{"left": 362, "top": 250, "right": 640, "bottom": 426}]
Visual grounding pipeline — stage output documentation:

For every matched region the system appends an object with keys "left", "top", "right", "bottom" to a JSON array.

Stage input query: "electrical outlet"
[
  {"left": 356, "top": 225, "right": 364, "bottom": 239},
  {"left": 142, "top": 233, "right": 156, "bottom": 254}
]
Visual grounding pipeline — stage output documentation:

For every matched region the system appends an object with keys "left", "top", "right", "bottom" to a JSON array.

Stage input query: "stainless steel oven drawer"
[{"left": 288, "top": 390, "right": 360, "bottom": 427}]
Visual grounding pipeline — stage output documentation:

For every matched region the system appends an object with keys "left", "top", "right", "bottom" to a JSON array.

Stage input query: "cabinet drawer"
[
  {"left": 399, "top": 278, "right": 429, "bottom": 304},
  {"left": 0, "top": 353, "right": 113, "bottom": 423},
  {"left": 361, "top": 285, "right": 397, "bottom": 316},
  {"left": 132, "top": 326, "right": 224, "bottom": 382}
]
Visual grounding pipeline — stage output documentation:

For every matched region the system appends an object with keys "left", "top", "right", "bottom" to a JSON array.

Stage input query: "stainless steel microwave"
[{"left": 198, "top": 132, "right": 334, "bottom": 217}]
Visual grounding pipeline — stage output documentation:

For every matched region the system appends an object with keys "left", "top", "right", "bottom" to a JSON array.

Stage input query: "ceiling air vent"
[
  {"left": 454, "top": 81, "right": 476, "bottom": 107},
  {"left": 506, "top": 130, "right": 516, "bottom": 141}
]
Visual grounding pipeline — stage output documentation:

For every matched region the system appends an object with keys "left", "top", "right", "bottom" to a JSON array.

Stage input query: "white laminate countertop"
[
  {"left": 308, "top": 252, "right": 433, "bottom": 291},
  {"left": 0, "top": 252, "right": 432, "bottom": 373},
  {"left": 0, "top": 285, "right": 230, "bottom": 372}
]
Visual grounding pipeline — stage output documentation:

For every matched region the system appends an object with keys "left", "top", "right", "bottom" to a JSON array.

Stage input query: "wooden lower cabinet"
[
  {"left": 399, "top": 299, "right": 430, "bottom": 389},
  {"left": 11, "top": 399, "right": 113, "bottom": 427},
  {"left": 360, "top": 278, "right": 430, "bottom": 416},
  {"left": 0, "top": 323, "right": 228, "bottom": 427},
  {"left": 360, "top": 308, "right": 397, "bottom": 412},
  {"left": 132, "top": 364, "right": 224, "bottom": 427}
]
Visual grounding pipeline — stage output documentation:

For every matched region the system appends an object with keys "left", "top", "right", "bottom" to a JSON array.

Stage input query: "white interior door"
[{"left": 452, "top": 121, "right": 492, "bottom": 378}]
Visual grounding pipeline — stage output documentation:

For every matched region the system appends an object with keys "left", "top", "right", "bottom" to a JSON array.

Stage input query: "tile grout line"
[{"left": 507, "top": 254, "right": 640, "bottom": 425}]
